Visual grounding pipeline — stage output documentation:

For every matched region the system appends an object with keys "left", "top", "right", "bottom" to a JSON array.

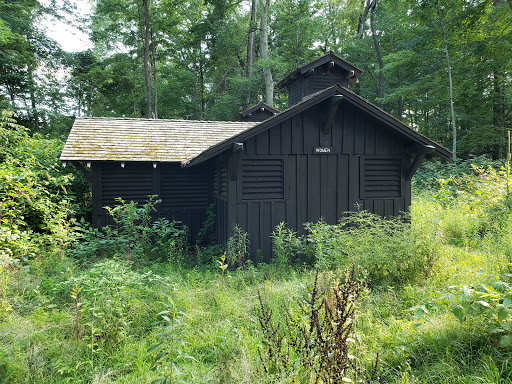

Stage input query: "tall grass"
[{"left": 1, "top": 163, "right": 512, "bottom": 383}]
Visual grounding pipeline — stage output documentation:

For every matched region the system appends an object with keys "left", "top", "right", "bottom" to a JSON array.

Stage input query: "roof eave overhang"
[
  {"left": 186, "top": 85, "right": 451, "bottom": 167},
  {"left": 339, "top": 90, "right": 452, "bottom": 161},
  {"left": 185, "top": 87, "right": 342, "bottom": 167}
]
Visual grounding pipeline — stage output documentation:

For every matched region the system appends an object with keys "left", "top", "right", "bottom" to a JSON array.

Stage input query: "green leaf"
[
  {"left": 452, "top": 305, "right": 465, "bottom": 323},
  {"left": 147, "top": 342, "right": 163, "bottom": 352},
  {"left": 498, "top": 308, "right": 509, "bottom": 322},
  {"left": 503, "top": 298, "right": 511, "bottom": 308},
  {"left": 499, "top": 335, "right": 512, "bottom": 347},
  {"left": 476, "top": 300, "right": 491, "bottom": 308}
]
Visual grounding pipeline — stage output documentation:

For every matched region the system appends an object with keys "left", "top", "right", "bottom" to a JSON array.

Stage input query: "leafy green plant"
[
  {"left": 61, "top": 259, "right": 165, "bottom": 354},
  {"left": 295, "top": 211, "right": 437, "bottom": 286},
  {"left": 104, "top": 196, "right": 159, "bottom": 256},
  {"left": 226, "top": 225, "right": 249, "bottom": 268},
  {"left": 0, "top": 111, "right": 84, "bottom": 266},
  {"left": 70, "top": 281, "right": 82, "bottom": 342},
  {"left": 196, "top": 204, "right": 216, "bottom": 247},
  {"left": 412, "top": 273, "right": 512, "bottom": 346},
  {"left": 148, "top": 297, "right": 196, "bottom": 383},
  {"left": 148, "top": 218, "right": 188, "bottom": 262},
  {"left": 271, "top": 222, "right": 303, "bottom": 268},
  {"left": 304, "top": 219, "right": 338, "bottom": 270},
  {"left": 70, "top": 197, "right": 188, "bottom": 261},
  {"left": 217, "top": 251, "right": 228, "bottom": 286},
  {"left": 0, "top": 265, "right": 12, "bottom": 321}
]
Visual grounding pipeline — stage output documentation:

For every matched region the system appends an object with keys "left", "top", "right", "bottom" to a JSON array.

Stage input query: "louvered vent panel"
[
  {"left": 212, "top": 168, "right": 219, "bottom": 197},
  {"left": 242, "top": 159, "right": 284, "bottom": 200},
  {"left": 102, "top": 165, "right": 154, "bottom": 206},
  {"left": 219, "top": 167, "right": 227, "bottom": 199},
  {"left": 289, "top": 82, "right": 302, "bottom": 106},
  {"left": 363, "top": 158, "right": 402, "bottom": 198},
  {"left": 308, "top": 74, "right": 344, "bottom": 93},
  {"left": 161, "top": 168, "right": 210, "bottom": 210}
]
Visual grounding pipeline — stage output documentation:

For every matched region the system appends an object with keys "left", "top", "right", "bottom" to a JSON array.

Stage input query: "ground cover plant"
[{"left": 1, "top": 117, "right": 512, "bottom": 383}]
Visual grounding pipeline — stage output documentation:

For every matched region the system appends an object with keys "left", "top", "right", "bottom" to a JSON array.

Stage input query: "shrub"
[
  {"left": 415, "top": 164, "right": 512, "bottom": 255},
  {"left": 0, "top": 111, "right": 80, "bottom": 265},
  {"left": 412, "top": 272, "right": 512, "bottom": 347},
  {"left": 226, "top": 225, "right": 249, "bottom": 268},
  {"left": 271, "top": 222, "right": 303, "bottom": 268},
  {"left": 60, "top": 259, "right": 165, "bottom": 353},
  {"left": 69, "top": 197, "right": 188, "bottom": 261},
  {"left": 292, "top": 211, "right": 438, "bottom": 286}
]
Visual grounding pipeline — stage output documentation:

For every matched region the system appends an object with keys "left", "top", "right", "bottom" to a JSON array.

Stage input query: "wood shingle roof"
[{"left": 60, "top": 117, "right": 257, "bottom": 163}]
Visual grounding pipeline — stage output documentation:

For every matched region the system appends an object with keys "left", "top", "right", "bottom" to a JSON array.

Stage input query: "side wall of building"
[
  {"left": 91, "top": 162, "right": 212, "bottom": 239},
  {"left": 225, "top": 100, "right": 412, "bottom": 259}
]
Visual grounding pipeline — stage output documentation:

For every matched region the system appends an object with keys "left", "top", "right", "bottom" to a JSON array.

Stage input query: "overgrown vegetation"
[
  {"left": 2, "top": 116, "right": 512, "bottom": 382},
  {"left": 257, "top": 270, "right": 379, "bottom": 383}
]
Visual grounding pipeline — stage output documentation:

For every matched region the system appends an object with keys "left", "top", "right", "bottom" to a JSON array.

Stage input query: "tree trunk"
[
  {"left": 437, "top": 0, "right": 456, "bottom": 160},
  {"left": 199, "top": 58, "right": 205, "bottom": 119},
  {"left": 143, "top": 0, "right": 152, "bottom": 118},
  {"left": 492, "top": 71, "right": 504, "bottom": 126},
  {"left": 357, "top": 0, "right": 372, "bottom": 39},
  {"left": 246, "top": 0, "right": 257, "bottom": 104},
  {"left": 397, "top": 71, "right": 403, "bottom": 121},
  {"left": 77, "top": 86, "right": 82, "bottom": 117},
  {"left": 27, "top": 62, "right": 40, "bottom": 130},
  {"left": 259, "top": 0, "right": 273, "bottom": 107},
  {"left": 150, "top": 28, "right": 158, "bottom": 119},
  {"left": 369, "top": 0, "right": 383, "bottom": 107}
]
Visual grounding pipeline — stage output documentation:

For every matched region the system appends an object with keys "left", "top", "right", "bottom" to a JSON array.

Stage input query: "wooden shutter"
[
  {"left": 362, "top": 157, "right": 402, "bottom": 198},
  {"left": 242, "top": 158, "right": 284, "bottom": 200}
]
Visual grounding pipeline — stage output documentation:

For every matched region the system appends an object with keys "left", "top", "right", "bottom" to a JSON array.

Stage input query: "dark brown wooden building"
[{"left": 61, "top": 53, "right": 451, "bottom": 258}]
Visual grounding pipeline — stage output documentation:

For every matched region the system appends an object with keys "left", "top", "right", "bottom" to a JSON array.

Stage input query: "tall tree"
[
  {"left": 259, "top": 0, "right": 273, "bottom": 106},
  {"left": 358, "top": 0, "right": 383, "bottom": 107},
  {"left": 437, "top": 0, "right": 456, "bottom": 160},
  {"left": 142, "top": 0, "right": 153, "bottom": 118},
  {"left": 246, "top": 0, "right": 257, "bottom": 104}
]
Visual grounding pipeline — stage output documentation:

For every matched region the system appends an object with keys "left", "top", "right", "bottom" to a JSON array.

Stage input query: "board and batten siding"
[
  {"left": 226, "top": 101, "right": 411, "bottom": 259},
  {"left": 93, "top": 162, "right": 211, "bottom": 238}
]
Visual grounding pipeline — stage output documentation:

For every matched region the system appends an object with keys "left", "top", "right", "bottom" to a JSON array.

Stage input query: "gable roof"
[
  {"left": 185, "top": 84, "right": 451, "bottom": 166},
  {"left": 60, "top": 85, "right": 451, "bottom": 166},
  {"left": 278, "top": 52, "right": 363, "bottom": 89},
  {"left": 234, "top": 101, "right": 280, "bottom": 121},
  {"left": 60, "top": 117, "right": 256, "bottom": 162}
]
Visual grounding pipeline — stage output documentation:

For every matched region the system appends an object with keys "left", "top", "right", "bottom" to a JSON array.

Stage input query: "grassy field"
[{"left": 1, "top": 165, "right": 512, "bottom": 383}]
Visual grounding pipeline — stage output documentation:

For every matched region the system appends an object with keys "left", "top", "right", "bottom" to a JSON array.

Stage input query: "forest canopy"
[{"left": 0, "top": 0, "right": 511, "bottom": 158}]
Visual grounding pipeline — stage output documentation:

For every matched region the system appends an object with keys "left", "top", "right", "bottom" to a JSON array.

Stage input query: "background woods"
[
  {"left": 0, "top": 0, "right": 511, "bottom": 158},
  {"left": 3, "top": 2, "right": 512, "bottom": 383}
]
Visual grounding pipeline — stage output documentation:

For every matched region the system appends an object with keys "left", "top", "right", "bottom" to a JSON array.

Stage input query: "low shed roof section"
[
  {"left": 60, "top": 117, "right": 257, "bottom": 162},
  {"left": 234, "top": 101, "right": 280, "bottom": 121},
  {"left": 186, "top": 85, "right": 452, "bottom": 166},
  {"left": 278, "top": 52, "right": 363, "bottom": 89}
]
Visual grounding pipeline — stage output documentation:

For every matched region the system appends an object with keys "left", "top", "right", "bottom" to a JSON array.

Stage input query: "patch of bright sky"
[{"left": 41, "top": 0, "right": 94, "bottom": 52}]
